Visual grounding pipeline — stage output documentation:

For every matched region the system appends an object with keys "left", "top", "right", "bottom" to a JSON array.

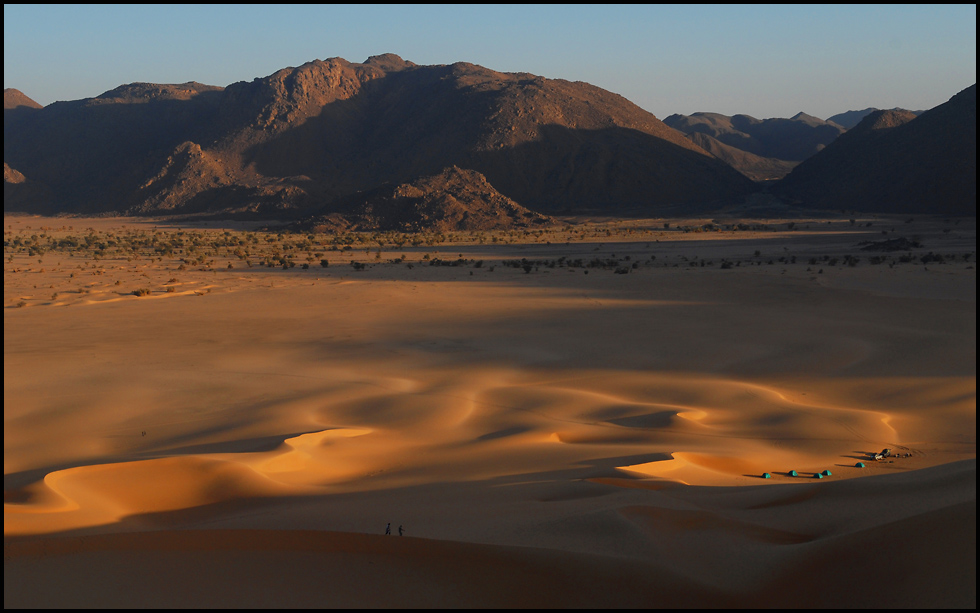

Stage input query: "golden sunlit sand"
[{"left": 4, "top": 213, "right": 975, "bottom": 607}]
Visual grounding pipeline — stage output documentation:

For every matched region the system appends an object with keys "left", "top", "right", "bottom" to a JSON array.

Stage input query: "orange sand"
[{"left": 4, "top": 213, "right": 975, "bottom": 607}]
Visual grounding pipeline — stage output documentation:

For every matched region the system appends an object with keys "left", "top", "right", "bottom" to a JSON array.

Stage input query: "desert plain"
[{"left": 3, "top": 212, "right": 976, "bottom": 608}]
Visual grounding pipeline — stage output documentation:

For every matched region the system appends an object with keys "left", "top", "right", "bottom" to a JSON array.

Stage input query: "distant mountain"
[
  {"left": 663, "top": 111, "right": 845, "bottom": 180},
  {"left": 773, "top": 84, "right": 976, "bottom": 216},
  {"left": 826, "top": 107, "right": 924, "bottom": 130},
  {"left": 3, "top": 54, "right": 754, "bottom": 220},
  {"left": 4, "top": 88, "right": 42, "bottom": 110}
]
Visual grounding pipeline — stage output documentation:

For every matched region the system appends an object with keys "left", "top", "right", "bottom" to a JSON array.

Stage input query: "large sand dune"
[{"left": 4, "top": 214, "right": 975, "bottom": 607}]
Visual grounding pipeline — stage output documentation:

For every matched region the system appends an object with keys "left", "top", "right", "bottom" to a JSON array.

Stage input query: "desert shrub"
[{"left": 132, "top": 288, "right": 151, "bottom": 297}]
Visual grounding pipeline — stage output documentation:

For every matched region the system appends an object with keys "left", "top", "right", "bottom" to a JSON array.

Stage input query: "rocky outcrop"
[{"left": 304, "top": 166, "right": 553, "bottom": 232}]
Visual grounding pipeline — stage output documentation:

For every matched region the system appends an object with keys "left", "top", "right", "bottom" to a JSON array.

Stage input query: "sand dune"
[
  {"left": 5, "top": 462, "right": 974, "bottom": 608},
  {"left": 4, "top": 214, "right": 975, "bottom": 607}
]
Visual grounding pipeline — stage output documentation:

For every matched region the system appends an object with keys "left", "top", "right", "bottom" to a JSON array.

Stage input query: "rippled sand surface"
[{"left": 5, "top": 214, "right": 975, "bottom": 607}]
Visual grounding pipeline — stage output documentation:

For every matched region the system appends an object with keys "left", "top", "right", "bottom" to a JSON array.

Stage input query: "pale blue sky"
[{"left": 4, "top": 4, "right": 976, "bottom": 120}]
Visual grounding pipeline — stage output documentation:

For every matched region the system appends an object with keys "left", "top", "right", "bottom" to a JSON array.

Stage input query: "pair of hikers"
[{"left": 385, "top": 522, "right": 404, "bottom": 536}]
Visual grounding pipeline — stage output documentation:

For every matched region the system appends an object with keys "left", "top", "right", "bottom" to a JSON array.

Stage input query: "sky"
[{"left": 4, "top": 4, "right": 976, "bottom": 120}]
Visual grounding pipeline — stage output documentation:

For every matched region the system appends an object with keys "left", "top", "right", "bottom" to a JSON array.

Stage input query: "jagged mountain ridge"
[{"left": 3, "top": 54, "right": 755, "bottom": 219}]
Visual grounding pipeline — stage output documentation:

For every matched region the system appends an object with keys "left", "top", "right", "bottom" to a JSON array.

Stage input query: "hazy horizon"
[{"left": 3, "top": 4, "right": 977, "bottom": 121}]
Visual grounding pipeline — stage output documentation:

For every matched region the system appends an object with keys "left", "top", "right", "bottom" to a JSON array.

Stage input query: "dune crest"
[{"left": 4, "top": 214, "right": 974, "bottom": 607}]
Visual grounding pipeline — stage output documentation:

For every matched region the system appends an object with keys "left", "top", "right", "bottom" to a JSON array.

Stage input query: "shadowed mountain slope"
[
  {"left": 4, "top": 90, "right": 49, "bottom": 211},
  {"left": 686, "top": 132, "right": 799, "bottom": 182},
  {"left": 3, "top": 54, "right": 755, "bottom": 219},
  {"left": 772, "top": 84, "right": 976, "bottom": 216}
]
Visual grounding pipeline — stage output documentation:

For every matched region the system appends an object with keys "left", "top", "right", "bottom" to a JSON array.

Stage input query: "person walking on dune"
[
  {"left": 398, "top": 525, "right": 404, "bottom": 536},
  {"left": 385, "top": 522, "right": 391, "bottom": 535}
]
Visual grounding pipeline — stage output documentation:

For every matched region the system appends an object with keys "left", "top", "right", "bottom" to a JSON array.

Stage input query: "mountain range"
[
  {"left": 772, "top": 84, "right": 976, "bottom": 216},
  {"left": 3, "top": 54, "right": 754, "bottom": 224},
  {"left": 4, "top": 55, "right": 976, "bottom": 223}
]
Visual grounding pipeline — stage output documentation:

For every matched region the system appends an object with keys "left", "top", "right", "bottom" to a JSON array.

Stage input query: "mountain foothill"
[
  {"left": 771, "top": 85, "right": 975, "bottom": 216},
  {"left": 4, "top": 54, "right": 976, "bottom": 225}
]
